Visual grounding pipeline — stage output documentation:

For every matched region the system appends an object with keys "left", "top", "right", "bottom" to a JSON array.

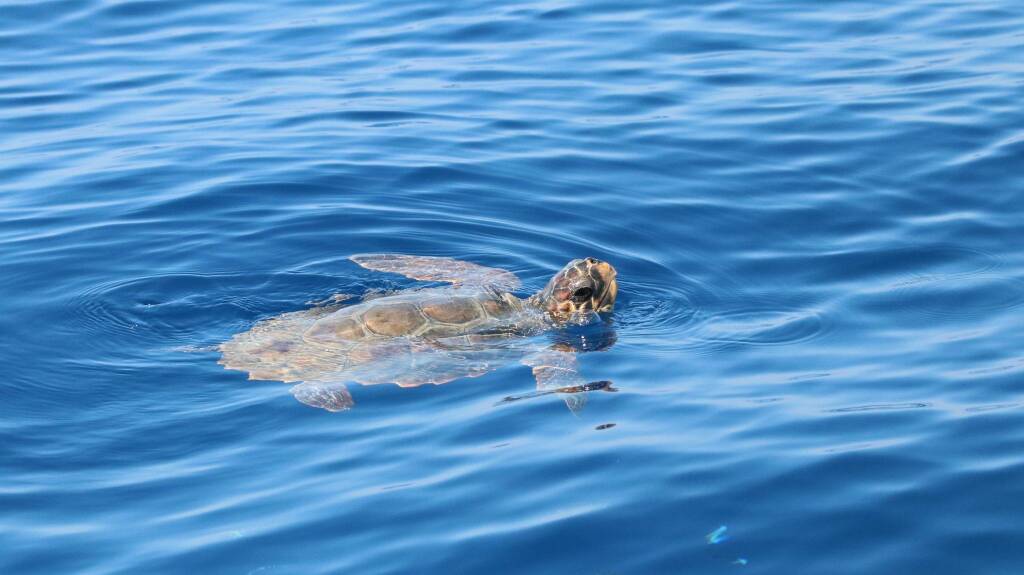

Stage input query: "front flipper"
[
  {"left": 350, "top": 254, "right": 521, "bottom": 291},
  {"left": 498, "top": 380, "right": 616, "bottom": 405},
  {"left": 522, "top": 349, "right": 607, "bottom": 415},
  {"left": 304, "top": 293, "right": 355, "bottom": 309},
  {"left": 289, "top": 381, "right": 354, "bottom": 412}
]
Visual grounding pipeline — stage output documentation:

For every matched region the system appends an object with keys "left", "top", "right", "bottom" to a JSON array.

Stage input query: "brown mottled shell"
[
  {"left": 303, "top": 291, "right": 521, "bottom": 344},
  {"left": 218, "top": 287, "right": 537, "bottom": 387}
]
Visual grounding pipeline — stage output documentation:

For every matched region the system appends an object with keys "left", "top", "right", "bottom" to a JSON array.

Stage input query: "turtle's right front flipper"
[
  {"left": 289, "top": 381, "right": 354, "bottom": 412},
  {"left": 521, "top": 349, "right": 600, "bottom": 415},
  {"left": 498, "top": 380, "right": 615, "bottom": 405}
]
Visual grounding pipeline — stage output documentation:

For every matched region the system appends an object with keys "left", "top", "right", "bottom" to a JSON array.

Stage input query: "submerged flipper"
[
  {"left": 498, "top": 380, "right": 616, "bottom": 405},
  {"left": 350, "top": 254, "right": 521, "bottom": 291},
  {"left": 289, "top": 381, "right": 354, "bottom": 412},
  {"left": 521, "top": 349, "right": 609, "bottom": 415}
]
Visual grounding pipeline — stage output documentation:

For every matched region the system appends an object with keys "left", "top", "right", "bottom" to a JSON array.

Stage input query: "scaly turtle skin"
[{"left": 219, "top": 254, "right": 618, "bottom": 412}]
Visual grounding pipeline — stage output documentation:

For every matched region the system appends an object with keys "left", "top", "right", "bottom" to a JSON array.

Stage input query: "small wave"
[
  {"left": 827, "top": 402, "right": 930, "bottom": 413},
  {"left": 691, "top": 306, "right": 830, "bottom": 348},
  {"left": 865, "top": 274, "right": 1024, "bottom": 320}
]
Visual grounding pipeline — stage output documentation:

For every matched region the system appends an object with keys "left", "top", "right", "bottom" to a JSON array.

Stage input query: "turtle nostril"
[{"left": 585, "top": 257, "right": 597, "bottom": 264}]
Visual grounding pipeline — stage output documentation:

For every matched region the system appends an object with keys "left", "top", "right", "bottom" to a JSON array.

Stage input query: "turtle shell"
[
  {"left": 304, "top": 288, "right": 523, "bottom": 342},
  {"left": 218, "top": 287, "right": 544, "bottom": 387}
]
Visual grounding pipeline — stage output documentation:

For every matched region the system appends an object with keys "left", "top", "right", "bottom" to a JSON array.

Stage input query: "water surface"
[{"left": 2, "top": 0, "right": 1024, "bottom": 573}]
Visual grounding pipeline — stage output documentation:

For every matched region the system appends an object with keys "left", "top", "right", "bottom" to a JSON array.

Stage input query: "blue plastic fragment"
[
  {"left": 733, "top": 558, "right": 748, "bottom": 566},
  {"left": 705, "top": 525, "right": 730, "bottom": 544}
]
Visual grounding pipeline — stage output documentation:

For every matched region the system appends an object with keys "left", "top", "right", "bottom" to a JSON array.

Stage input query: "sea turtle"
[{"left": 219, "top": 254, "right": 618, "bottom": 412}]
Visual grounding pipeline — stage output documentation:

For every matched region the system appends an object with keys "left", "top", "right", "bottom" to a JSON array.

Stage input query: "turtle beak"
[
  {"left": 592, "top": 261, "right": 617, "bottom": 311},
  {"left": 578, "top": 257, "right": 617, "bottom": 312}
]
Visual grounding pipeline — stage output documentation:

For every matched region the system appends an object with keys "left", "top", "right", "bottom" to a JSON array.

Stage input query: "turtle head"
[{"left": 534, "top": 257, "right": 618, "bottom": 320}]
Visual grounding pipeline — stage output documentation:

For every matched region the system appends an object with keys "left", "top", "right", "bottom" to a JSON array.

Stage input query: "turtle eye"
[{"left": 572, "top": 287, "right": 594, "bottom": 301}]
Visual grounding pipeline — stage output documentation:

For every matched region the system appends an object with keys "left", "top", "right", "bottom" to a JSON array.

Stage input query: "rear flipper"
[{"left": 289, "top": 381, "right": 354, "bottom": 412}]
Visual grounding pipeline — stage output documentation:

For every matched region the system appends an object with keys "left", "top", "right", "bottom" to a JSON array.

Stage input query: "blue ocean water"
[{"left": 2, "top": 0, "right": 1024, "bottom": 572}]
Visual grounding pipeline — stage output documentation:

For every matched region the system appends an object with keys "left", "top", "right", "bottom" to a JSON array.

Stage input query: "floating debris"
[
  {"left": 705, "top": 525, "right": 730, "bottom": 544},
  {"left": 732, "top": 558, "right": 748, "bottom": 566},
  {"left": 595, "top": 423, "right": 616, "bottom": 430}
]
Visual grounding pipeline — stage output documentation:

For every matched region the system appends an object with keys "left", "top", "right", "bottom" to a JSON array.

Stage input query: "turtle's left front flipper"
[
  {"left": 289, "top": 381, "right": 354, "bottom": 412},
  {"left": 522, "top": 348, "right": 609, "bottom": 415},
  {"left": 350, "top": 254, "right": 521, "bottom": 291}
]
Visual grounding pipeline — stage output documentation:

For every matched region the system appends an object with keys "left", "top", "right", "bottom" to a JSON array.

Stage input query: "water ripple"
[
  {"left": 3, "top": 0, "right": 1024, "bottom": 573},
  {"left": 693, "top": 306, "right": 830, "bottom": 347}
]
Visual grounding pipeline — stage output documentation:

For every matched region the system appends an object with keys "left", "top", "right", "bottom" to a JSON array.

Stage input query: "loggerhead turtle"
[{"left": 219, "top": 254, "right": 618, "bottom": 412}]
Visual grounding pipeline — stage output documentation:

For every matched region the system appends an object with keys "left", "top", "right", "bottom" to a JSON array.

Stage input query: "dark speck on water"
[{"left": 3, "top": 0, "right": 1024, "bottom": 573}]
